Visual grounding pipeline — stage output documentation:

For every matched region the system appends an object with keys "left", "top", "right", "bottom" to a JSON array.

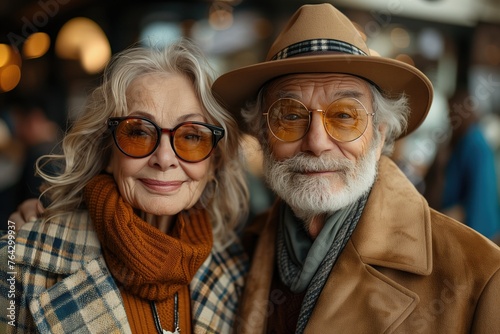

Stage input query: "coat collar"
[
  {"left": 16, "top": 210, "right": 102, "bottom": 274},
  {"left": 351, "top": 156, "right": 433, "bottom": 275},
  {"left": 306, "top": 157, "right": 432, "bottom": 332}
]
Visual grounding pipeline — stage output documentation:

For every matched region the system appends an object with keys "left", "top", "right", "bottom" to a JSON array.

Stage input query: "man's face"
[{"left": 262, "top": 73, "right": 385, "bottom": 220}]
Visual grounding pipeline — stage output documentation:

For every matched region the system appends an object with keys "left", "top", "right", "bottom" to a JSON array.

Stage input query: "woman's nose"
[{"left": 148, "top": 134, "right": 179, "bottom": 170}]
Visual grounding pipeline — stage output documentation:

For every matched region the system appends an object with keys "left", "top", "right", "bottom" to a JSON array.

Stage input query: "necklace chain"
[{"left": 151, "top": 292, "right": 180, "bottom": 334}]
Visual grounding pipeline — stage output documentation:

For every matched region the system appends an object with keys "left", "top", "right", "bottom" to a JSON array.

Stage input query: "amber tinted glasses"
[
  {"left": 108, "top": 117, "right": 224, "bottom": 162},
  {"left": 264, "top": 97, "right": 374, "bottom": 142}
]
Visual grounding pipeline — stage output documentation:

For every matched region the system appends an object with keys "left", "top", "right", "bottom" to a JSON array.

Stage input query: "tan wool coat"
[{"left": 237, "top": 156, "right": 500, "bottom": 334}]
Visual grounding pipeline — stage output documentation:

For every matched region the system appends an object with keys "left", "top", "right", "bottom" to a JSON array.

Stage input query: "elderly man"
[{"left": 213, "top": 3, "right": 500, "bottom": 334}]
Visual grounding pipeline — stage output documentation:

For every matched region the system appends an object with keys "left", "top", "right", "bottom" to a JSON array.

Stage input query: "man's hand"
[{"left": 9, "top": 198, "right": 44, "bottom": 230}]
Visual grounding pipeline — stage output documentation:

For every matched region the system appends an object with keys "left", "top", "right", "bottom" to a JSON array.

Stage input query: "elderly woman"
[{"left": 0, "top": 40, "right": 249, "bottom": 333}]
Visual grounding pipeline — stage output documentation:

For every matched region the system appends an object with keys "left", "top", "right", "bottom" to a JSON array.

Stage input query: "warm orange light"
[
  {"left": 80, "top": 41, "right": 112, "bottom": 73},
  {"left": 0, "top": 65, "right": 21, "bottom": 92},
  {"left": 23, "top": 32, "right": 51, "bottom": 59},
  {"left": 0, "top": 44, "right": 11, "bottom": 68},
  {"left": 55, "top": 17, "right": 111, "bottom": 74}
]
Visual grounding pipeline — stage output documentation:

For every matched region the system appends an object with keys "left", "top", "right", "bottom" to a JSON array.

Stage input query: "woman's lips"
[{"left": 139, "top": 178, "right": 184, "bottom": 193}]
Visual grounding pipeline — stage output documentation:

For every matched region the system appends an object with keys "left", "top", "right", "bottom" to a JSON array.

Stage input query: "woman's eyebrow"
[
  {"left": 128, "top": 110, "right": 154, "bottom": 119},
  {"left": 126, "top": 111, "right": 206, "bottom": 123},
  {"left": 176, "top": 113, "right": 207, "bottom": 122}
]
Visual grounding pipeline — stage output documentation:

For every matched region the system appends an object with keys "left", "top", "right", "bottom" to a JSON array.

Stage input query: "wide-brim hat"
[{"left": 212, "top": 3, "right": 433, "bottom": 138}]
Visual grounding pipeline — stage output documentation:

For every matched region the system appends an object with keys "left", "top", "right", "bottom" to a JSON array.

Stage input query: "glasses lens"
[
  {"left": 115, "top": 118, "right": 158, "bottom": 157},
  {"left": 173, "top": 123, "right": 214, "bottom": 162},
  {"left": 267, "top": 99, "right": 310, "bottom": 141},
  {"left": 324, "top": 98, "right": 368, "bottom": 142}
]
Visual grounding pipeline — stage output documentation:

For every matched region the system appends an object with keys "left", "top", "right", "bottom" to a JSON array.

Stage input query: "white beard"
[{"left": 263, "top": 142, "right": 379, "bottom": 222}]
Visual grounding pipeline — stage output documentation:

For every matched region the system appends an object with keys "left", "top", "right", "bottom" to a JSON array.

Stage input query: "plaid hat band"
[{"left": 272, "top": 39, "right": 368, "bottom": 60}]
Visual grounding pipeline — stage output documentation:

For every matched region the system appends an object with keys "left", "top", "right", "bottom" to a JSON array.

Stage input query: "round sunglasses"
[
  {"left": 107, "top": 116, "right": 224, "bottom": 162},
  {"left": 263, "top": 97, "right": 374, "bottom": 142}
]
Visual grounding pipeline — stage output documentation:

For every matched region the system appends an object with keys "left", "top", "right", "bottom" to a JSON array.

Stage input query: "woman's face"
[{"left": 106, "top": 73, "right": 213, "bottom": 216}]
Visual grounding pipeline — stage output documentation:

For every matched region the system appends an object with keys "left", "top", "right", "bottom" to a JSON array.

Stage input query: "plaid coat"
[{"left": 0, "top": 210, "right": 248, "bottom": 333}]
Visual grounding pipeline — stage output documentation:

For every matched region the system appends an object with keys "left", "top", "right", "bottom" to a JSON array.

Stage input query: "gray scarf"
[{"left": 277, "top": 192, "right": 369, "bottom": 333}]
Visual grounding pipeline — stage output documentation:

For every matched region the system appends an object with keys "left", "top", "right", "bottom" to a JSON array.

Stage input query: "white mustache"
[{"left": 270, "top": 152, "right": 355, "bottom": 175}]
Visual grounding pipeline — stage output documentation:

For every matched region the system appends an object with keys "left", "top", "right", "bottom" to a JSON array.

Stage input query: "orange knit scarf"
[{"left": 83, "top": 174, "right": 213, "bottom": 302}]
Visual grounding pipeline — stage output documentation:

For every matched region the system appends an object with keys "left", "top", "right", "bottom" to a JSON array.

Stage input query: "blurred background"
[{"left": 1, "top": 0, "right": 499, "bottom": 240}]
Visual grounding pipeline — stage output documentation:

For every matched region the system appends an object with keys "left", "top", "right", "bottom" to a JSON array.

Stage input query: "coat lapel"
[
  {"left": 305, "top": 157, "right": 432, "bottom": 332},
  {"left": 16, "top": 211, "right": 131, "bottom": 333},
  {"left": 29, "top": 258, "right": 131, "bottom": 333},
  {"left": 351, "top": 156, "right": 432, "bottom": 275},
  {"left": 304, "top": 241, "right": 419, "bottom": 333},
  {"left": 236, "top": 202, "right": 280, "bottom": 334}
]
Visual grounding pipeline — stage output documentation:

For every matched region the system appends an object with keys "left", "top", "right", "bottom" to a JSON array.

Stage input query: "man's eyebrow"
[
  {"left": 275, "top": 91, "right": 300, "bottom": 99},
  {"left": 274, "top": 90, "right": 365, "bottom": 100},
  {"left": 331, "top": 90, "right": 365, "bottom": 100}
]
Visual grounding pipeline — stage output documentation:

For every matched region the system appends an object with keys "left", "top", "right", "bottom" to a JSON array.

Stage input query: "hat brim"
[{"left": 212, "top": 54, "right": 433, "bottom": 139}]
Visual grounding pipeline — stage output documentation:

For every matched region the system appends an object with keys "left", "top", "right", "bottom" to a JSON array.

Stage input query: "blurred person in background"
[
  {"left": 0, "top": 97, "right": 59, "bottom": 230},
  {"left": 425, "top": 87, "right": 500, "bottom": 241}
]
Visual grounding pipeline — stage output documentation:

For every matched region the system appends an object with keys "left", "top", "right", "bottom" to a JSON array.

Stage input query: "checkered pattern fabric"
[
  {"left": 191, "top": 241, "right": 248, "bottom": 333},
  {"left": 0, "top": 211, "right": 248, "bottom": 333},
  {"left": 272, "top": 38, "right": 368, "bottom": 60}
]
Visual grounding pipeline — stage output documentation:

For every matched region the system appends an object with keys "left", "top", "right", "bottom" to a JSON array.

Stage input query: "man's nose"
[{"left": 300, "top": 110, "right": 337, "bottom": 156}]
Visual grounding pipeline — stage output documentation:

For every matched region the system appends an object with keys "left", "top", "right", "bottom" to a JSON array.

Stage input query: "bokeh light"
[
  {"left": 0, "top": 44, "right": 22, "bottom": 92},
  {"left": 55, "top": 17, "right": 111, "bottom": 74},
  {"left": 0, "top": 44, "right": 11, "bottom": 67},
  {"left": 0, "top": 64, "right": 21, "bottom": 92},
  {"left": 391, "top": 27, "right": 411, "bottom": 49},
  {"left": 23, "top": 32, "right": 51, "bottom": 59}
]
